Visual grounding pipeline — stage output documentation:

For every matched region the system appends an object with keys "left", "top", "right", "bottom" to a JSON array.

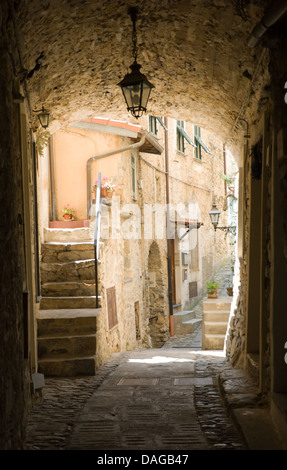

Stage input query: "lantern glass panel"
[
  {"left": 209, "top": 205, "right": 220, "bottom": 225},
  {"left": 38, "top": 112, "right": 49, "bottom": 128}
]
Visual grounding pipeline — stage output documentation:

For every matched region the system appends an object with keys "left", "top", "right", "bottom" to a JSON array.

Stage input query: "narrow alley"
[
  {"left": 24, "top": 326, "right": 284, "bottom": 452},
  {"left": 23, "top": 261, "right": 285, "bottom": 452},
  {"left": 2, "top": 0, "right": 287, "bottom": 451}
]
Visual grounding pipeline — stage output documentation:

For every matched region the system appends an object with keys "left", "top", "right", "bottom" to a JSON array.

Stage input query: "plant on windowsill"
[
  {"left": 91, "top": 177, "right": 117, "bottom": 198},
  {"left": 62, "top": 204, "right": 75, "bottom": 220},
  {"left": 206, "top": 280, "right": 220, "bottom": 299}
]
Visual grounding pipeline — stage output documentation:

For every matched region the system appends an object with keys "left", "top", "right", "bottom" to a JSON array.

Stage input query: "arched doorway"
[{"left": 147, "top": 241, "right": 168, "bottom": 348}]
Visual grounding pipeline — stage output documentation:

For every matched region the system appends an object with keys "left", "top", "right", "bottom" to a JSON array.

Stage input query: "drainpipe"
[
  {"left": 248, "top": 1, "right": 287, "bottom": 47},
  {"left": 223, "top": 143, "right": 227, "bottom": 196},
  {"left": 164, "top": 117, "right": 174, "bottom": 337},
  {"left": 87, "top": 131, "right": 147, "bottom": 217},
  {"left": 49, "top": 135, "right": 57, "bottom": 221}
]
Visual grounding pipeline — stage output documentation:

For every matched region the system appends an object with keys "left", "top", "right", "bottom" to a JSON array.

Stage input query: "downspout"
[
  {"left": 49, "top": 135, "right": 57, "bottom": 221},
  {"left": 248, "top": 1, "right": 287, "bottom": 47},
  {"left": 223, "top": 143, "right": 227, "bottom": 196},
  {"left": 87, "top": 131, "right": 147, "bottom": 218},
  {"left": 164, "top": 117, "right": 174, "bottom": 337}
]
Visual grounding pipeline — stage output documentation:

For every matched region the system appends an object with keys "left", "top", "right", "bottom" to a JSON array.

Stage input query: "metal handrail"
[{"left": 94, "top": 172, "right": 102, "bottom": 308}]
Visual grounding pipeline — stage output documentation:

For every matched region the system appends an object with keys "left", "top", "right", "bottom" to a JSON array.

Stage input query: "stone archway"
[
  {"left": 4, "top": 0, "right": 287, "bottom": 450},
  {"left": 147, "top": 241, "right": 168, "bottom": 348}
]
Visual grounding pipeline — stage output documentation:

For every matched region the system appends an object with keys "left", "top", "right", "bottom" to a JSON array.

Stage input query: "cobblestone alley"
[{"left": 24, "top": 325, "right": 284, "bottom": 452}]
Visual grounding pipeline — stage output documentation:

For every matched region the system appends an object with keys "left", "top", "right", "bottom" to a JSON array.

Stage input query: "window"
[
  {"left": 176, "top": 121, "right": 197, "bottom": 154},
  {"left": 131, "top": 153, "right": 136, "bottom": 199},
  {"left": 194, "top": 125, "right": 212, "bottom": 159},
  {"left": 194, "top": 126, "right": 202, "bottom": 161},
  {"left": 177, "top": 120, "right": 185, "bottom": 153},
  {"left": 149, "top": 116, "right": 158, "bottom": 135},
  {"left": 155, "top": 116, "right": 167, "bottom": 131}
]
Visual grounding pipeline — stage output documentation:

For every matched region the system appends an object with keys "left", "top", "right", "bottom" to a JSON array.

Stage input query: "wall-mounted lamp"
[
  {"left": 238, "top": 117, "right": 250, "bottom": 139},
  {"left": 209, "top": 203, "right": 236, "bottom": 234},
  {"left": 117, "top": 7, "right": 154, "bottom": 119},
  {"left": 34, "top": 105, "right": 50, "bottom": 129}
]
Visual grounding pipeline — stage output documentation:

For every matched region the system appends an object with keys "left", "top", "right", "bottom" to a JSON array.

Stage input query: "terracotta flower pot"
[
  {"left": 208, "top": 289, "right": 217, "bottom": 299},
  {"left": 63, "top": 214, "right": 72, "bottom": 220},
  {"left": 101, "top": 187, "right": 108, "bottom": 198},
  {"left": 226, "top": 287, "right": 233, "bottom": 296},
  {"left": 93, "top": 187, "right": 113, "bottom": 199}
]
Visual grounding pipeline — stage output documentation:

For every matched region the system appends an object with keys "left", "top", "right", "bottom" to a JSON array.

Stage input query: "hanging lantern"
[{"left": 117, "top": 7, "right": 154, "bottom": 119}]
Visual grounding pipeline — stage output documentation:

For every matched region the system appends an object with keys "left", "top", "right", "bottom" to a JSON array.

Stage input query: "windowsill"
[
  {"left": 193, "top": 158, "right": 203, "bottom": 163},
  {"left": 176, "top": 150, "right": 186, "bottom": 156}
]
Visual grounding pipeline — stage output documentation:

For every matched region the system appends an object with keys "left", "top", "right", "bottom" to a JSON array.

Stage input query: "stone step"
[
  {"left": 37, "top": 309, "right": 100, "bottom": 337},
  {"left": 41, "top": 242, "right": 94, "bottom": 263},
  {"left": 174, "top": 310, "right": 195, "bottom": 323},
  {"left": 174, "top": 317, "right": 201, "bottom": 335},
  {"left": 39, "top": 296, "right": 100, "bottom": 310},
  {"left": 38, "top": 334, "right": 97, "bottom": 359},
  {"left": 173, "top": 304, "right": 183, "bottom": 314},
  {"left": 41, "top": 281, "right": 96, "bottom": 297},
  {"left": 203, "top": 297, "right": 232, "bottom": 311},
  {"left": 202, "top": 333, "right": 225, "bottom": 350},
  {"left": 173, "top": 310, "right": 201, "bottom": 335},
  {"left": 182, "top": 318, "right": 202, "bottom": 333},
  {"left": 37, "top": 309, "right": 100, "bottom": 376},
  {"left": 44, "top": 227, "right": 93, "bottom": 243},
  {"left": 40, "top": 259, "right": 95, "bottom": 283},
  {"left": 203, "top": 321, "right": 228, "bottom": 335},
  {"left": 203, "top": 311, "right": 230, "bottom": 322},
  {"left": 38, "top": 356, "right": 97, "bottom": 377}
]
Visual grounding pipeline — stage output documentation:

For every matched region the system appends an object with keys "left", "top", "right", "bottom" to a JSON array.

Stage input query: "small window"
[
  {"left": 149, "top": 116, "right": 158, "bottom": 135},
  {"left": 194, "top": 126, "right": 202, "bottom": 161},
  {"left": 194, "top": 125, "right": 212, "bottom": 157},
  {"left": 131, "top": 153, "right": 136, "bottom": 199},
  {"left": 177, "top": 120, "right": 185, "bottom": 153}
]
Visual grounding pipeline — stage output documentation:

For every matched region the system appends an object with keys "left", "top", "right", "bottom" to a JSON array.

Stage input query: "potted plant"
[
  {"left": 61, "top": 204, "right": 75, "bottom": 220},
  {"left": 92, "top": 176, "right": 117, "bottom": 198},
  {"left": 206, "top": 280, "right": 220, "bottom": 299},
  {"left": 226, "top": 282, "right": 233, "bottom": 297}
]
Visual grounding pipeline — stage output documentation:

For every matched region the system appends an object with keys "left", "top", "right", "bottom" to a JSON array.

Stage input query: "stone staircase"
[
  {"left": 37, "top": 227, "right": 101, "bottom": 377},
  {"left": 201, "top": 297, "right": 232, "bottom": 350},
  {"left": 173, "top": 309, "right": 202, "bottom": 335}
]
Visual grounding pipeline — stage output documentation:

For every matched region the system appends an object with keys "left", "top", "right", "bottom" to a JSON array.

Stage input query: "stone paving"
[
  {"left": 24, "top": 262, "right": 286, "bottom": 453},
  {"left": 24, "top": 324, "right": 286, "bottom": 451},
  {"left": 24, "top": 325, "right": 251, "bottom": 451}
]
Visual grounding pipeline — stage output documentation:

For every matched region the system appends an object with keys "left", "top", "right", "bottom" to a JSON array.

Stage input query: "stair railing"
[{"left": 94, "top": 172, "right": 102, "bottom": 308}]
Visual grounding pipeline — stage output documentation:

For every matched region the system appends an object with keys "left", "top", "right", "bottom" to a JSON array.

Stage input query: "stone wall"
[
  {"left": 0, "top": 2, "right": 31, "bottom": 449},
  {"left": 94, "top": 146, "right": 151, "bottom": 364},
  {"left": 225, "top": 37, "right": 280, "bottom": 394},
  {"left": 138, "top": 116, "right": 233, "bottom": 308}
]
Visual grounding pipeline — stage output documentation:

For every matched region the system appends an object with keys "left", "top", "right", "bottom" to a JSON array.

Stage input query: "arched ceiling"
[{"left": 14, "top": 0, "right": 272, "bottom": 149}]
